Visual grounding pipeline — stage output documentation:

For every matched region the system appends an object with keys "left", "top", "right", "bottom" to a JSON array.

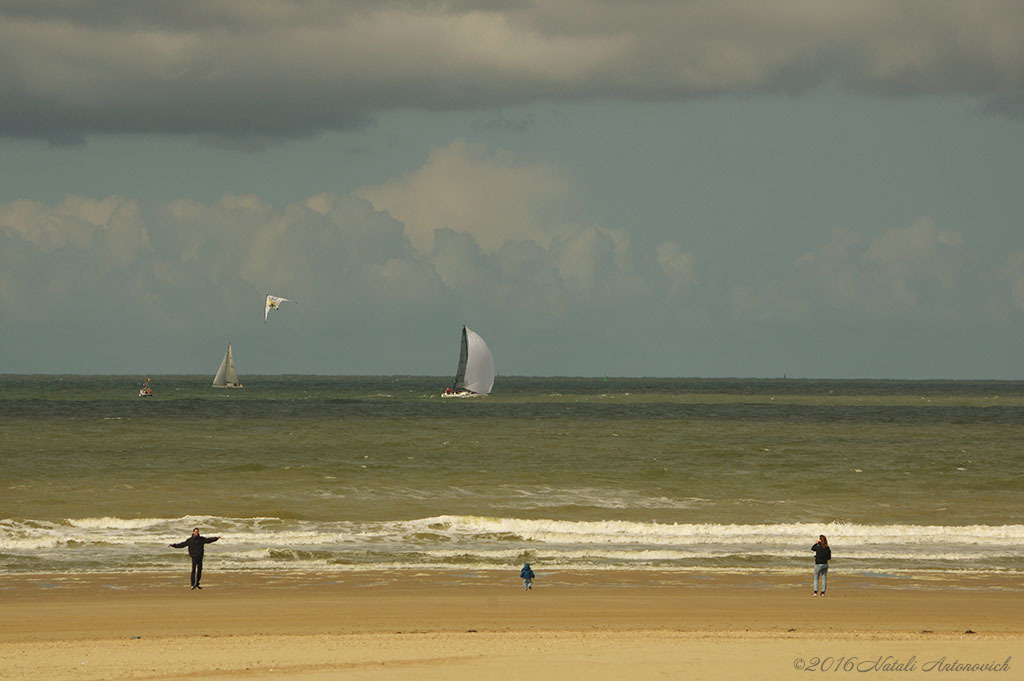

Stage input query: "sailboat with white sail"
[
  {"left": 212, "top": 343, "right": 243, "bottom": 388},
  {"left": 441, "top": 326, "right": 495, "bottom": 397}
]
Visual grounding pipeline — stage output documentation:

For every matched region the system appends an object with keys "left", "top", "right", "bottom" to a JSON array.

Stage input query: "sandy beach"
[{"left": 1, "top": 570, "right": 1021, "bottom": 680}]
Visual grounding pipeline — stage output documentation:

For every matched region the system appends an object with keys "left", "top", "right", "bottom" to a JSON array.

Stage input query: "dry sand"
[{"left": 1, "top": 570, "right": 1021, "bottom": 680}]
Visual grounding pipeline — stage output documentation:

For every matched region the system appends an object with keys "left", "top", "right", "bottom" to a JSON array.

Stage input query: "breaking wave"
[{"left": 2, "top": 515, "right": 1022, "bottom": 575}]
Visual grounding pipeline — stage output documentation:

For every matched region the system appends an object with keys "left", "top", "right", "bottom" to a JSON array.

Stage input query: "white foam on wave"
[
  {"left": 6, "top": 516, "right": 1024, "bottom": 547},
  {"left": 4, "top": 515, "right": 1023, "bottom": 574},
  {"left": 6, "top": 515, "right": 1024, "bottom": 547},
  {"left": 0, "top": 535, "right": 64, "bottom": 551},
  {"left": 413, "top": 516, "right": 1024, "bottom": 547}
]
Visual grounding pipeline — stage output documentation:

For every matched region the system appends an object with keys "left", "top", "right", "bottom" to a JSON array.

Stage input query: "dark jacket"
[
  {"left": 812, "top": 542, "right": 831, "bottom": 564},
  {"left": 172, "top": 534, "right": 219, "bottom": 558},
  {"left": 520, "top": 564, "right": 535, "bottom": 579}
]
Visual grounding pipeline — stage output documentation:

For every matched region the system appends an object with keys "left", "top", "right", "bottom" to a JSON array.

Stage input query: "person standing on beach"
[
  {"left": 812, "top": 535, "right": 831, "bottom": 596},
  {"left": 170, "top": 528, "right": 220, "bottom": 590},
  {"left": 520, "top": 562, "right": 535, "bottom": 590}
]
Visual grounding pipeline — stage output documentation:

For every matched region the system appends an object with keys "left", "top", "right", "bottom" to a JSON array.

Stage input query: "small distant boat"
[
  {"left": 138, "top": 377, "right": 153, "bottom": 397},
  {"left": 212, "top": 343, "right": 244, "bottom": 388},
  {"left": 441, "top": 326, "right": 494, "bottom": 397}
]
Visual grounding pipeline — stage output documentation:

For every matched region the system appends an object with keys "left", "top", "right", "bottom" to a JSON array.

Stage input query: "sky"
[{"left": 2, "top": 1, "right": 1023, "bottom": 379}]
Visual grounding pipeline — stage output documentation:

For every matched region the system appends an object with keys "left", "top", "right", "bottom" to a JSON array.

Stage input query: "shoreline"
[
  {"left": 3, "top": 565, "right": 1024, "bottom": 589},
  {"left": 2, "top": 570, "right": 1021, "bottom": 680}
]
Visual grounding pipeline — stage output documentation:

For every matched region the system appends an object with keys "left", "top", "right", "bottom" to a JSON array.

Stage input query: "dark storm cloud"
[{"left": 2, "top": 0, "right": 1023, "bottom": 143}]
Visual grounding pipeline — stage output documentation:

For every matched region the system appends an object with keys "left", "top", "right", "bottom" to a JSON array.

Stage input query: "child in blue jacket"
[{"left": 520, "top": 562, "right": 535, "bottom": 590}]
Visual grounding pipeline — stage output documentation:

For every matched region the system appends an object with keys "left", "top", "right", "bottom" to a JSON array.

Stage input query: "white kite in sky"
[{"left": 264, "top": 294, "right": 296, "bottom": 322}]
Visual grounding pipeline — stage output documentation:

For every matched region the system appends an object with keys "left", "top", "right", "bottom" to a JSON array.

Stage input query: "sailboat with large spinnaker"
[{"left": 442, "top": 325, "right": 495, "bottom": 397}]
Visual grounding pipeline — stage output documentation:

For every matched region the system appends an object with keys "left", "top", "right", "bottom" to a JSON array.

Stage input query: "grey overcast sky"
[{"left": 2, "top": 1, "right": 1023, "bottom": 378}]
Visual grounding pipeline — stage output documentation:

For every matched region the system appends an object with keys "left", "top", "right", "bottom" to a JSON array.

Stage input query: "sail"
[
  {"left": 453, "top": 326, "right": 494, "bottom": 395},
  {"left": 452, "top": 327, "right": 469, "bottom": 390},
  {"left": 265, "top": 294, "right": 294, "bottom": 322},
  {"left": 212, "top": 343, "right": 242, "bottom": 388}
]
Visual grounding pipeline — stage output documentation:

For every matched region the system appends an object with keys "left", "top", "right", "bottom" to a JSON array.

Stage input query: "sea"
[{"left": 2, "top": 375, "right": 1022, "bottom": 579}]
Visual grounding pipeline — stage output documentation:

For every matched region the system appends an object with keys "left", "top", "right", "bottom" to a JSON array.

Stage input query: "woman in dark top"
[{"left": 812, "top": 534, "right": 831, "bottom": 596}]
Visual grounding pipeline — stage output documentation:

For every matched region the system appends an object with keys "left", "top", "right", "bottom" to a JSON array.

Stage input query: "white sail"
[
  {"left": 444, "top": 326, "right": 494, "bottom": 396},
  {"left": 462, "top": 327, "right": 495, "bottom": 394},
  {"left": 264, "top": 294, "right": 295, "bottom": 322},
  {"left": 212, "top": 343, "right": 243, "bottom": 388}
]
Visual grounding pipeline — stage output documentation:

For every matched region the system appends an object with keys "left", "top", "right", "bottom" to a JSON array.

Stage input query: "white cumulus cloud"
[{"left": 356, "top": 139, "right": 570, "bottom": 254}]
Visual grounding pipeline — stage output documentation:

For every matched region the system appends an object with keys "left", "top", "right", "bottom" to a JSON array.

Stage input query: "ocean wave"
[
  {"left": 0, "top": 535, "right": 65, "bottom": 550},
  {"left": 488, "top": 487, "right": 711, "bottom": 511},
  {"left": 65, "top": 517, "right": 184, "bottom": 530},
  {"left": 413, "top": 516, "right": 1024, "bottom": 546},
  {"left": 2, "top": 515, "right": 1023, "bottom": 575},
  {"left": 5, "top": 516, "right": 1024, "bottom": 547}
]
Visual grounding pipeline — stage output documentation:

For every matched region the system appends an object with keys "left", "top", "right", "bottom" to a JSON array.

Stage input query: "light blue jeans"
[
  {"left": 523, "top": 578, "right": 532, "bottom": 590},
  {"left": 813, "top": 563, "right": 829, "bottom": 592}
]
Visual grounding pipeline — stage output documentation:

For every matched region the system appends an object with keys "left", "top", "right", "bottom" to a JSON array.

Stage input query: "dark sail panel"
[{"left": 452, "top": 326, "right": 469, "bottom": 391}]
